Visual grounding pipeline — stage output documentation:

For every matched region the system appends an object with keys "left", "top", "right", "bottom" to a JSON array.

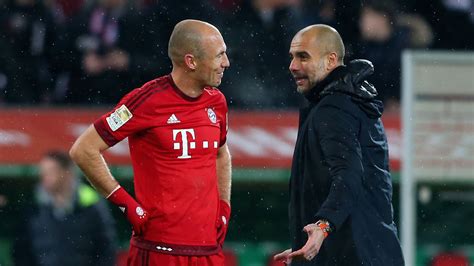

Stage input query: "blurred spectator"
[
  {"left": 149, "top": 0, "right": 222, "bottom": 25},
  {"left": 353, "top": 0, "right": 411, "bottom": 111},
  {"left": 13, "top": 150, "right": 117, "bottom": 266},
  {"left": 433, "top": 0, "right": 474, "bottom": 49},
  {"left": 397, "top": 13, "right": 433, "bottom": 48},
  {"left": 56, "top": 0, "right": 133, "bottom": 104},
  {"left": 301, "top": 0, "right": 363, "bottom": 58},
  {"left": 45, "top": 0, "right": 86, "bottom": 25},
  {"left": 400, "top": 0, "right": 474, "bottom": 50},
  {"left": 0, "top": 0, "right": 57, "bottom": 104},
  {"left": 0, "top": 0, "right": 471, "bottom": 106},
  {"left": 222, "top": 0, "right": 304, "bottom": 109},
  {"left": 301, "top": 0, "right": 336, "bottom": 26},
  {"left": 56, "top": 0, "right": 222, "bottom": 105},
  {"left": 121, "top": 0, "right": 222, "bottom": 86}
]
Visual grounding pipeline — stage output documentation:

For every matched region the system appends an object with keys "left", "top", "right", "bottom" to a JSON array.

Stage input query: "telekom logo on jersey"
[{"left": 173, "top": 129, "right": 219, "bottom": 159}]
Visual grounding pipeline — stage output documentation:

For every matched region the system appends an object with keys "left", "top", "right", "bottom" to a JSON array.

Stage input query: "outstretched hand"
[
  {"left": 289, "top": 223, "right": 325, "bottom": 260},
  {"left": 275, "top": 223, "right": 326, "bottom": 263},
  {"left": 274, "top": 249, "right": 292, "bottom": 264}
]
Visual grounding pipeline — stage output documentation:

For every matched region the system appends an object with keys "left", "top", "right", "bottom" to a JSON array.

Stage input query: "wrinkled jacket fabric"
[
  {"left": 13, "top": 183, "right": 117, "bottom": 266},
  {"left": 289, "top": 60, "right": 404, "bottom": 265}
]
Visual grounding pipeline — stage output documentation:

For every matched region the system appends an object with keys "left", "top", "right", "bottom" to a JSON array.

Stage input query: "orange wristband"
[{"left": 315, "top": 220, "right": 332, "bottom": 238}]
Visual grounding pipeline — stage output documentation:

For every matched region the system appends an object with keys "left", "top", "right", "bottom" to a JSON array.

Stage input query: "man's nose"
[
  {"left": 222, "top": 54, "right": 230, "bottom": 68},
  {"left": 289, "top": 59, "right": 299, "bottom": 72}
]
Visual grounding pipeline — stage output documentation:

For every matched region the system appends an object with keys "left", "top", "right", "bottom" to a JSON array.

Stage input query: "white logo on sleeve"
[
  {"left": 167, "top": 114, "right": 180, "bottom": 124},
  {"left": 106, "top": 104, "right": 133, "bottom": 131}
]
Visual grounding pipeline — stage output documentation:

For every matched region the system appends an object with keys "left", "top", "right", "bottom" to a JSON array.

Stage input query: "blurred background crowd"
[{"left": 1, "top": 0, "right": 473, "bottom": 111}]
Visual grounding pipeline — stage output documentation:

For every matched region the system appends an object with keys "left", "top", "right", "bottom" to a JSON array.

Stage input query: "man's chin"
[
  {"left": 296, "top": 86, "right": 309, "bottom": 94},
  {"left": 207, "top": 81, "right": 220, "bottom": 87}
]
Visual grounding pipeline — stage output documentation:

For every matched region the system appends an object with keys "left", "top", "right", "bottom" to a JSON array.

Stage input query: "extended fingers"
[
  {"left": 274, "top": 249, "right": 292, "bottom": 261},
  {"left": 288, "top": 238, "right": 320, "bottom": 261},
  {"left": 289, "top": 249, "right": 316, "bottom": 261},
  {"left": 288, "top": 247, "right": 304, "bottom": 256}
]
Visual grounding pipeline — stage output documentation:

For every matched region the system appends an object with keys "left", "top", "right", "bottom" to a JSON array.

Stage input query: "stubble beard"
[{"left": 296, "top": 60, "right": 327, "bottom": 95}]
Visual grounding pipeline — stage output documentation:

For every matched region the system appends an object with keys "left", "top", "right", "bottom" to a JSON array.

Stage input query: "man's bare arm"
[
  {"left": 69, "top": 125, "right": 118, "bottom": 197},
  {"left": 216, "top": 143, "right": 232, "bottom": 204},
  {"left": 70, "top": 125, "right": 148, "bottom": 234}
]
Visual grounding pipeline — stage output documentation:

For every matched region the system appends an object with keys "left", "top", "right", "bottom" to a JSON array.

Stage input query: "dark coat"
[
  {"left": 13, "top": 183, "right": 117, "bottom": 266},
  {"left": 0, "top": 1, "right": 57, "bottom": 103},
  {"left": 288, "top": 60, "right": 404, "bottom": 265}
]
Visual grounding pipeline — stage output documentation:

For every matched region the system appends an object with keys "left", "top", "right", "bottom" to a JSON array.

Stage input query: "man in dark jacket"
[
  {"left": 274, "top": 24, "right": 404, "bottom": 265},
  {"left": 13, "top": 151, "right": 117, "bottom": 266}
]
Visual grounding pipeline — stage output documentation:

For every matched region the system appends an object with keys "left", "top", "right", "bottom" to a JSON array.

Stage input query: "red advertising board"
[{"left": 0, "top": 108, "right": 401, "bottom": 170}]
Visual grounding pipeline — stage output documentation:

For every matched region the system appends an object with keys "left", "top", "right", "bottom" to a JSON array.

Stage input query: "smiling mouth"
[{"left": 294, "top": 77, "right": 307, "bottom": 84}]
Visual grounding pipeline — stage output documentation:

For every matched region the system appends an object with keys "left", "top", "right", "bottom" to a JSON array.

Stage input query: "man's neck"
[
  {"left": 51, "top": 182, "right": 75, "bottom": 209},
  {"left": 170, "top": 69, "right": 204, "bottom": 98}
]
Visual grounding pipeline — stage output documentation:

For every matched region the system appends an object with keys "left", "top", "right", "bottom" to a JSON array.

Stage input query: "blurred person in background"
[
  {"left": 300, "top": 0, "right": 362, "bottom": 59},
  {"left": 13, "top": 150, "right": 117, "bottom": 266},
  {"left": 70, "top": 19, "right": 232, "bottom": 265},
  {"left": 45, "top": 0, "right": 85, "bottom": 25},
  {"left": 56, "top": 0, "right": 133, "bottom": 104},
  {"left": 274, "top": 24, "right": 404, "bottom": 265},
  {"left": 222, "top": 0, "right": 303, "bottom": 109},
  {"left": 300, "top": 0, "right": 337, "bottom": 26},
  {"left": 400, "top": 0, "right": 474, "bottom": 50},
  {"left": 56, "top": 0, "right": 223, "bottom": 105},
  {"left": 0, "top": 0, "right": 57, "bottom": 104},
  {"left": 352, "top": 0, "right": 410, "bottom": 112},
  {"left": 120, "top": 0, "right": 222, "bottom": 88}
]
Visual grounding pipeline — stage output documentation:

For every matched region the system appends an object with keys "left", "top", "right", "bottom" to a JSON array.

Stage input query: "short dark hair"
[{"left": 43, "top": 150, "right": 73, "bottom": 170}]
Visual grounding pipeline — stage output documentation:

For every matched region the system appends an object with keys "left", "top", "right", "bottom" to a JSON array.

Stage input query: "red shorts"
[{"left": 127, "top": 245, "right": 225, "bottom": 266}]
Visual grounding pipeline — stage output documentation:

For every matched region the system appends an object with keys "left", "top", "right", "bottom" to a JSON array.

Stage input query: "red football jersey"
[{"left": 94, "top": 75, "right": 228, "bottom": 246}]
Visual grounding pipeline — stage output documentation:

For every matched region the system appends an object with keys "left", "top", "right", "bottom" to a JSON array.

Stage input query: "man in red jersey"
[{"left": 69, "top": 19, "right": 232, "bottom": 265}]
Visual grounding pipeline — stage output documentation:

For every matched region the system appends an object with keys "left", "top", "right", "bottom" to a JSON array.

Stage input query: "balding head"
[
  {"left": 295, "top": 24, "right": 345, "bottom": 63},
  {"left": 168, "top": 20, "right": 229, "bottom": 92},
  {"left": 289, "top": 24, "right": 345, "bottom": 94},
  {"left": 168, "top": 19, "right": 222, "bottom": 65}
]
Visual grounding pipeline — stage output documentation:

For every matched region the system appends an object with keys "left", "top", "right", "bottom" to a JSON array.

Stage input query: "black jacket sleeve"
[
  {"left": 91, "top": 200, "right": 117, "bottom": 266},
  {"left": 314, "top": 103, "right": 364, "bottom": 230},
  {"left": 12, "top": 210, "right": 37, "bottom": 266}
]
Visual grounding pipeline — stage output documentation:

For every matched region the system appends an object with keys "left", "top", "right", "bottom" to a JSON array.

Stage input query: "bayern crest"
[
  {"left": 136, "top": 207, "right": 144, "bottom": 216},
  {"left": 207, "top": 108, "right": 217, "bottom": 123}
]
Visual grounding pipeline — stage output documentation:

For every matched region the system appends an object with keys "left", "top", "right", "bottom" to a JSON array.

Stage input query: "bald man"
[
  {"left": 70, "top": 20, "right": 231, "bottom": 265},
  {"left": 274, "top": 25, "right": 404, "bottom": 265}
]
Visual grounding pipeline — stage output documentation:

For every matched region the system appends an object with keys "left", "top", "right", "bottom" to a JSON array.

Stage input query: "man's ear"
[
  {"left": 184, "top": 54, "right": 197, "bottom": 70},
  {"left": 326, "top": 52, "right": 338, "bottom": 70}
]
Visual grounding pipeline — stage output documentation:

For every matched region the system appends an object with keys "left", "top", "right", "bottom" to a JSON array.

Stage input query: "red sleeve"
[
  {"left": 217, "top": 92, "right": 228, "bottom": 147},
  {"left": 93, "top": 88, "right": 153, "bottom": 147}
]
